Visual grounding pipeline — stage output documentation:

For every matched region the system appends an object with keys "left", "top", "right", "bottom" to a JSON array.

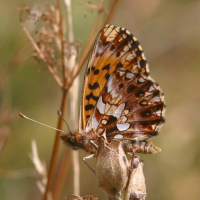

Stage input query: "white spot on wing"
[
  {"left": 148, "top": 86, "right": 155, "bottom": 92},
  {"left": 105, "top": 103, "right": 114, "bottom": 114},
  {"left": 138, "top": 45, "right": 143, "bottom": 51},
  {"left": 106, "top": 75, "right": 114, "bottom": 93},
  {"left": 85, "top": 125, "right": 92, "bottom": 133},
  {"left": 122, "top": 33, "right": 127, "bottom": 39},
  {"left": 126, "top": 30, "right": 131, "bottom": 35},
  {"left": 119, "top": 71, "right": 125, "bottom": 76},
  {"left": 123, "top": 46, "right": 129, "bottom": 52},
  {"left": 125, "top": 54, "right": 134, "bottom": 61},
  {"left": 92, "top": 117, "right": 99, "bottom": 129},
  {"left": 153, "top": 96, "right": 160, "bottom": 102},
  {"left": 120, "top": 116, "right": 127, "bottom": 123},
  {"left": 102, "top": 119, "right": 107, "bottom": 125},
  {"left": 97, "top": 96, "right": 105, "bottom": 114},
  {"left": 116, "top": 123, "right": 130, "bottom": 131},
  {"left": 155, "top": 110, "right": 162, "bottom": 116},
  {"left": 114, "top": 134, "right": 124, "bottom": 139},
  {"left": 141, "top": 52, "right": 146, "bottom": 60},
  {"left": 113, "top": 103, "right": 125, "bottom": 119},
  {"left": 123, "top": 109, "right": 129, "bottom": 115},
  {"left": 126, "top": 72, "right": 134, "bottom": 79},
  {"left": 116, "top": 27, "right": 120, "bottom": 32},
  {"left": 151, "top": 124, "right": 156, "bottom": 130},
  {"left": 132, "top": 36, "right": 137, "bottom": 41},
  {"left": 138, "top": 77, "right": 145, "bottom": 82}
]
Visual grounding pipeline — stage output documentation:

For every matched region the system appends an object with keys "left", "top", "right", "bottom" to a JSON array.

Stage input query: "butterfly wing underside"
[{"left": 81, "top": 24, "right": 165, "bottom": 142}]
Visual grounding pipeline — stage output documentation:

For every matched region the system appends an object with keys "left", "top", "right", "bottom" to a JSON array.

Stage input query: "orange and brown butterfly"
[{"left": 61, "top": 24, "right": 166, "bottom": 154}]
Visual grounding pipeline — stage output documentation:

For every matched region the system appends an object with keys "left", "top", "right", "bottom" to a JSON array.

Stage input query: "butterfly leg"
[
  {"left": 83, "top": 154, "right": 96, "bottom": 173},
  {"left": 122, "top": 140, "right": 161, "bottom": 154}
]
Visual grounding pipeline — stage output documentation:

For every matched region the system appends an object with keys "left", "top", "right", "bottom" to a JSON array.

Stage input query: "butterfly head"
[{"left": 60, "top": 132, "right": 79, "bottom": 150}]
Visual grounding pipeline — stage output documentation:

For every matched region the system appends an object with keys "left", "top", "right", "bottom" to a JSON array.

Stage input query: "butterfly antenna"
[
  {"left": 57, "top": 110, "right": 72, "bottom": 134},
  {"left": 19, "top": 112, "right": 65, "bottom": 133}
]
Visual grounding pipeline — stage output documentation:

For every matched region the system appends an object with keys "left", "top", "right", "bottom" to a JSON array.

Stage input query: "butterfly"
[{"left": 61, "top": 24, "right": 166, "bottom": 154}]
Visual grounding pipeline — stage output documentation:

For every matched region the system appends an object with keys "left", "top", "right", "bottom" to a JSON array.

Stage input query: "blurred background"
[{"left": 0, "top": 0, "right": 200, "bottom": 199}]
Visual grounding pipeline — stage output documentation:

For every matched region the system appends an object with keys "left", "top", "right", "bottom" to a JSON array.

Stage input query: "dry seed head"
[
  {"left": 126, "top": 156, "right": 146, "bottom": 200},
  {"left": 96, "top": 138, "right": 129, "bottom": 198}
]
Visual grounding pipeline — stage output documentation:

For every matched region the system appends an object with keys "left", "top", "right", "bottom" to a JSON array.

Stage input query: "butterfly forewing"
[{"left": 81, "top": 25, "right": 150, "bottom": 131}]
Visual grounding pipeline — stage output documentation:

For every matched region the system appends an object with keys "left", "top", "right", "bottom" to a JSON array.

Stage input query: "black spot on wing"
[
  {"left": 105, "top": 73, "right": 110, "bottom": 80},
  {"left": 94, "top": 69, "right": 100, "bottom": 74},
  {"left": 140, "top": 59, "right": 147, "bottom": 70},
  {"left": 141, "top": 110, "right": 151, "bottom": 117},
  {"left": 125, "top": 33, "right": 133, "bottom": 42},
  {"left": 150, "top": 131, "right": 158, "bottom": 137},
  {"left": 135, "top": 49, "right": 142, "bottom": 57},
  {"left": 127, "top": 84, "right": 136, "bottom": 94},
  {"left": 135, "top": 90, "right": 145, "bottom": 97},
  {"left": 116, "top": 51, "right": 120, "bottom": 57},
  {"left": 119, "top": 83, "right": 124, "bottom": 89},
  {"left": 86, "top": 92, "right": 99, "bottom": 101},
  {"left": 102, "top": 64, "right": 110, "bottom": 70},
  {"left": 110, "top": 45, "right": 115, "bottom": 50},
  {"left": 107, "top": 115, "right": 117, "bottom": 125},
  {"left": 116, "top": 62, "right": 123, "bottom": 69},
  {"left": 85, "top": 104, "right": 94, "bottom": 111},
  {"left": 131, "top": 40, "right": 140, "bottom": 49},
  {"left": 89, "top": 83, "right": 100, "bottom": 89}
]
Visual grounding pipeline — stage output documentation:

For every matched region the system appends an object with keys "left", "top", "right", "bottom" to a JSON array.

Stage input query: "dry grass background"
[{"left": 0, "top": 0, "right": 200, "bottom": 200}]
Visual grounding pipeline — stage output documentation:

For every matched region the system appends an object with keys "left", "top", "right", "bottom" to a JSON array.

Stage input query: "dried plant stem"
[
  {"left": 105, "top": 0, "right": 120, "bottom": 24},
  {"left": 57, "top": 0, "right": 67, "bottom": 84},
  {"left": 20, "top": 22, "right": 63, "bottom": 87},
  {"left": 66, "top": 0, "right": 81, "bottom": 193},
  {"left": 52, "top": 0, "right": 81, "bottom": 197},
  {"left": 52, "top": 148, "right": 72, "bottom": 199},
  {"left": 44, "top": 90, "right": 68, "bottom": 200}
]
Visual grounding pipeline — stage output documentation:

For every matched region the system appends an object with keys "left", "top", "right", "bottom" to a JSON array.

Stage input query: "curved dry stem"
[
  {"left": 44, "top": 89, "right": 68, "bottom": 200},
  {"left": 20, "top": 22, "right": 63, "bottom": 87}
]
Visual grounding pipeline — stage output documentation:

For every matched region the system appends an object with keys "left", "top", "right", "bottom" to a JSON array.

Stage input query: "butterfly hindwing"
[{"left": 93, "top": 69, "right": 165, "bottom": 141}]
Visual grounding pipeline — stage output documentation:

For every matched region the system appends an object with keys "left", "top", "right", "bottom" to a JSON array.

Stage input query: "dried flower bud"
[
  {"left": 126, "top": 156, "right": 146, "bottom": 200},
  {"left": 96, "top": 137, "right": 129, "bottom": 198}
]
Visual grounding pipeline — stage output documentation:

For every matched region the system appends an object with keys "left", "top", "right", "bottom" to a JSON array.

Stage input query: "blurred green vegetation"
[{"left": 1, "top": 0, "right": 200, "bottom": 200}]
